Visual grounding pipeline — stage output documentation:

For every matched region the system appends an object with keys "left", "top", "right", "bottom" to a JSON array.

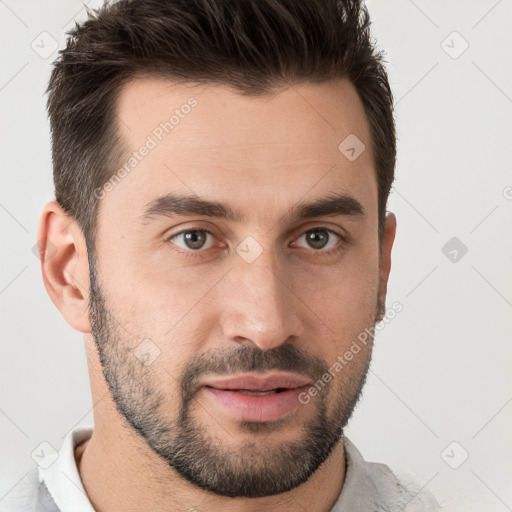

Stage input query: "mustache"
[{"left": 180, "top": 343, "right": 330, "bottom": 402}]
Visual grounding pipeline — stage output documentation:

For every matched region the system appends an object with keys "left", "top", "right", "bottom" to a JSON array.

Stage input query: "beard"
[{"left": 87, "top": 251, "right": 379, "bottom": 498}]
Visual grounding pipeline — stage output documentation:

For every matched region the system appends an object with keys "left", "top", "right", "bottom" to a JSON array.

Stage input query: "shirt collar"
[
  {"left": 38, "top": 424, "right": 95, "bottom": 512},
  {"left": 330, "top": 435, "right": 440, "bottom": 512}
]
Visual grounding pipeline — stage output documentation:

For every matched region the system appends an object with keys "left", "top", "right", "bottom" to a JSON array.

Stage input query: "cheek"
[
  {"left": 101, "top": 244, "right": 216, "bottom": 331},
  {"left": 298, "top": 248, "right": 380, "bottom": 341}
]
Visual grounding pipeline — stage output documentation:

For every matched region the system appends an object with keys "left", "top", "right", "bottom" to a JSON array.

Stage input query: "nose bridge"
[{"left": 220, "top": 244, "right": 303, "bottom": 350}]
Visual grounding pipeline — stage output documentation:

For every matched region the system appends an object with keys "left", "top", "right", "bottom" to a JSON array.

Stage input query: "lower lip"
[{"left": 203, "top": 386, "right": 309, "bottom": 422}]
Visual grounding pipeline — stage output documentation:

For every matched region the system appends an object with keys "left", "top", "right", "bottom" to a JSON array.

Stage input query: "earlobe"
[
  {"left": 37, "top": 200, "right": 92, "bottom": 334},
  {"left": 377, "top": 212, "right": 397, "bottom": 320}
]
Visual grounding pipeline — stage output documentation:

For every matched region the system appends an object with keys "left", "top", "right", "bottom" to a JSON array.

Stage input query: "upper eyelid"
[
  {"left": 169, "top": 227, "right": 216, "bottom": 241},
  {"left": 294, "top": 228, "right": 343, "bottom": 243}
]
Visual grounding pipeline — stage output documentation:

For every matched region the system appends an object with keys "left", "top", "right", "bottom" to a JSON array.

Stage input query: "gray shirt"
[{"left": 0, "top": 424, "right": 440, "bottom": 511}]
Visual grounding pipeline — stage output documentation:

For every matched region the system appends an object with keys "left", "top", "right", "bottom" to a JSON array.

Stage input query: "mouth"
[{"left": 201, "top": 372, "right": 312, "bottom": 422}]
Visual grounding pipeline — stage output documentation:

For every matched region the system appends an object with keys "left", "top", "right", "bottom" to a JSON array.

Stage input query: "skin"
[{"left": 38, "top": 77, "right": 396, "bottom": 512}]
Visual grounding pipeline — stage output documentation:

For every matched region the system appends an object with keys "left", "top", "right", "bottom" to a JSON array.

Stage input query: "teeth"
[{"left": 235, "top": 389, "right": 278, "bottom": 395}]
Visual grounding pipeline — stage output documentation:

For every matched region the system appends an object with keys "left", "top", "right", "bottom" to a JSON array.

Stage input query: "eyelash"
[{"left": 166, "top": 227, "right": 347, "bottom": 260}]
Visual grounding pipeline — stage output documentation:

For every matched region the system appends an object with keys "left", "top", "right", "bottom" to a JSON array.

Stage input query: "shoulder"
[
  {"left": 342, "top": 437, "right": 441, "bottom": 512},
  {"left": 370, "top": 464, "right": 440, "bottom": 511}
]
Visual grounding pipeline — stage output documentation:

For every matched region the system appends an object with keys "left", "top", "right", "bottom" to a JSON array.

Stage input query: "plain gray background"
[{"left": 1, "top": 1, "right": 511, "bottom": 510}]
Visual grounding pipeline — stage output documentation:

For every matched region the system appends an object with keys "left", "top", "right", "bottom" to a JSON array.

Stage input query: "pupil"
[
  {"left": 184, "top": 230, "right": 206, "bottom": 250},
  {"left": 308, "top": 229, "right": 328, "bottom": 249}
]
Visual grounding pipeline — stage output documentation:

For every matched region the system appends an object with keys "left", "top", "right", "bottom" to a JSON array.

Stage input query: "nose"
[{"left": 219, "top": 250, "right": 304, "bottom": 351}]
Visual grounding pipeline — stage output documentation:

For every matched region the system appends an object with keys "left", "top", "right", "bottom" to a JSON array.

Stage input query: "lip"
[
  {"left": 201, "top": 372, "right": 312, "bottom": 422},
  {"left": 202, "top": 372, "right": 312, "bottom": 391}
]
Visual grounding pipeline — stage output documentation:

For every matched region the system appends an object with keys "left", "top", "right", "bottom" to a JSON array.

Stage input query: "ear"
[
  {"left": 37, "top": 200, "right": 92, "bottom": 333},
  {"left": 376, "top": 212, "right": 397, "bottom": 322}
]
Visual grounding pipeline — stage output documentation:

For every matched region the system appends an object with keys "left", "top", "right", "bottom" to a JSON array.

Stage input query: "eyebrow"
[{"left": 139, "top": 192, "right": 366, "bottom": 224}]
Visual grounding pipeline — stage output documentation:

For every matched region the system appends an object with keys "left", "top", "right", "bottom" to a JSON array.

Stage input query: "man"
[{"left": 4, "top": 0, "right": 441, "bottom": 510}]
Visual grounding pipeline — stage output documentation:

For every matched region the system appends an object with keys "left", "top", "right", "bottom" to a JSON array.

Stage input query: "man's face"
[{"left": 88, "top": 78, "right": 388, "bottom": 498}]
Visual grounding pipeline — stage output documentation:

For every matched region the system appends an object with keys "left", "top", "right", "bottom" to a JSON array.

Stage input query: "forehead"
[
  {"left": 115, "top": 76, "right": 372, "bottom": 155},
  {"left": 99, "top": 77, "right": 377, "bottom": 231}
]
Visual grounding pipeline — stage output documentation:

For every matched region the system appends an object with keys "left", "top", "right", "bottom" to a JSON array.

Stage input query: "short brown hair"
[{"left": 47, "top": 0, "right": 395, "bottom": 254}]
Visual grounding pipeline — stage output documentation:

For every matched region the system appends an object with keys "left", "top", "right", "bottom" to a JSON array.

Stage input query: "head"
[{"left": 40, "top": 0, "right": 397, "bottom": 499}]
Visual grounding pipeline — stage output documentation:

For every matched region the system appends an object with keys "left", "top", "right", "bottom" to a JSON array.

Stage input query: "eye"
[
  {"left": 168, "top": 228, "right": 216, "bottom": 252},
  {"left": 166, "top": 226, "right": 345, "bottom": 259},
  {"left": 292, "top": 228, "right": 342, "bottom": 251}
]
